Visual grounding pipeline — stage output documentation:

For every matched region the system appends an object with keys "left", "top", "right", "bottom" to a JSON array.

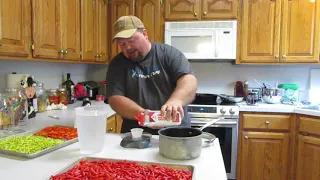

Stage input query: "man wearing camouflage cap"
[{"left": 106, "top": 16, "right": 198, "bottom": 134}]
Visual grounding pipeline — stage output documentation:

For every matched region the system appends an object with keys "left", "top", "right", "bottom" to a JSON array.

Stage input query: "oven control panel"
[
  {"left": 187, "top": 106, "right": 217, "bottom": 113},
  {"left": 187, "top": 104, "right": 239, "bottom": 117}
]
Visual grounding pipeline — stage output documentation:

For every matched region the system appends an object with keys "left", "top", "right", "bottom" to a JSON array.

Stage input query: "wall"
[
  {"left": 0, "top": 60, "right": 88, "bottom": 91},
  {"left": 88, "top": 61, "right": 320, "bottom": 100}
]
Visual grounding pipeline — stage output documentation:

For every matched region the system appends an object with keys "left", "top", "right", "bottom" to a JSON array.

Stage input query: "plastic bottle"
[{"left": 133, "top": 110, "right": 181, "bottom": 127}]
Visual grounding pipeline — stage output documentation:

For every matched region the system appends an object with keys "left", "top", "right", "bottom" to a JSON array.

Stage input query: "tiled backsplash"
[{"left": 0, "top": 60, "right": 88, "bottom": 91}]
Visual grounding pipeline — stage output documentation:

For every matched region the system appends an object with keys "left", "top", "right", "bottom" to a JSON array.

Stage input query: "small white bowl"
[{"left": 131, "top": 128, "right": 144, "bottom": 139}]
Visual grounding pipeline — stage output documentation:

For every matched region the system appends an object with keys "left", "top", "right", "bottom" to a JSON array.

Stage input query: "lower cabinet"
[
  {"left": 106, "top": 114, "right": 123, "bottom": 133},
  {"left": 237, "top": 112, "right": 295, "bottom": 180},
  {"left": 295, "top": 115, "right": 320, "bottom": 180}
]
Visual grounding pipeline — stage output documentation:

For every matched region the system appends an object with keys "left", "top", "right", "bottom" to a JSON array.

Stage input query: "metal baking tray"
[
  {"left": 0, "top": 125, "right": 78, "bottom": 159},
  {"left": 49, "top": 157, "right": 195, "bottom": 179}
]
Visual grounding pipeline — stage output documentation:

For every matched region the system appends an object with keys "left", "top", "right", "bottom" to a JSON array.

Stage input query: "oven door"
[{"left": 191, "top": 122, "right": 238, "bottom": 180}]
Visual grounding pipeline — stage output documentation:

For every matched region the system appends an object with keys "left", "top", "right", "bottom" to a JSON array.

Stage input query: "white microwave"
[{"left": 164, "top": 21, "right": 237, "bottom": 60}]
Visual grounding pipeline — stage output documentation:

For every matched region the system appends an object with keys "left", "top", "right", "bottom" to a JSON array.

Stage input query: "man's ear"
[{"left": 143, "top": 29, "right": 149, "bottom": 39}]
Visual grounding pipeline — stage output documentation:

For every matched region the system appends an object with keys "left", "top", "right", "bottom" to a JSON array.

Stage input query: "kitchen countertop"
[
  {"left": 0, "top": 134, "right": 227, "bottom": 180},
  {"left": 0, "top": 100, "right": 227, "bottom": 180},
  {"left": 238, "top": 102, "right": 320, "bottom": 117},
  {"left": 22, "top": 100, "right": 116, "bottom": 131}
]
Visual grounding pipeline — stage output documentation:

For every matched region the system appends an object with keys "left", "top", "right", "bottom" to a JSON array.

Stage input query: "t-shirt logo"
[{"left": 131, "top": 66, "right": 161, "bottom": 79}]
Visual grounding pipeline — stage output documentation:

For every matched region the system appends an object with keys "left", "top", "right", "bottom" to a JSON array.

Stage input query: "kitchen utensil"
[
  {"left": 253, "top": 79, "right": 263, "bottom": 88},
  {"left": 246, "top": 92, "right": 259, "bottom": 106},
  {"left": 217, "top": 94, "right": 243, "bottom": 103},
  {"left": 158, "top": 118, "right": 222, "bottom": 160},
  {"left": 74, "top": 106, "right": 108, "bottom": 154},
  {"left": 262, "top": 88, "right": 285, "bottom": 104},
  {"left": 120, "top": 131, "right": 152, "bottom": 149}
]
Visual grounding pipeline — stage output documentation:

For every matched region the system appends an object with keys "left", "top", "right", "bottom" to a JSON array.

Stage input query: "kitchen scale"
[{"left": 120, "top": 129, "right": 152, "bottom": 149}]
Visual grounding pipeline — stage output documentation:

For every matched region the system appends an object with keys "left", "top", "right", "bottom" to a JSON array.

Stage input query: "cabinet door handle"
[
  {"left": 301, "top": 132, "right": 309, "bottom": 136},
  {"left": 282, "top": 55, "right": 286, "bottom": 59},
  {"left": 108, "top": 128, "right": 113, "bottom": 132},
  {"left": 244, "top": 136, "right": 248, "bottom": 139},
  {"left": 99, "top": 54, "right": 103, "bottom": 57},
  {"left": 203, "top": 12, "right": 207, "bottom": 15},
  {"left": 95, "top": 54, "right": 99, "bottom": 57},
  {"left": 64, "top": 50, "right": 68, "bottom": 54},
  {"left": 265, "top": 121, "right": 270, "bottom": 124},
  {"left": 194, "top": 13, "right": 197, "bottom": 16},
  {"left": 274, "top": 55, "right": 279, "bottom": 59},
  {"left": 59, "top": 49, "right": 65, "bottom": 54}
]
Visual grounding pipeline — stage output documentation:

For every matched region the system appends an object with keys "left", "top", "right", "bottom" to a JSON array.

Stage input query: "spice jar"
[
  {"left": 48, "top": 89, "right": 59, "bottom": 105},
  {"left": 58, "top": 88, "right": 68, "bottom": 106},
  {"left": 235, "top": 81, "right": 244, "bottom": 97}
]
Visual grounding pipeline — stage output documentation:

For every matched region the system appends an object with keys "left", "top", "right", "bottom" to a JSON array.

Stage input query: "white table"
[{"left": 0, "top": 134, "right": 227, "bottom": 180}]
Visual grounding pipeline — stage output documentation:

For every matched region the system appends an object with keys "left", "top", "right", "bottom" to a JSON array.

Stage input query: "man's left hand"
[{"left": 160, "top": 99, "right": 184, "bottom": 121}]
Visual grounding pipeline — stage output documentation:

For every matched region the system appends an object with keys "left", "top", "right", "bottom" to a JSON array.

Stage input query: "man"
[{"left": 106, "top": 15, "right": 197, "bottom": 134}]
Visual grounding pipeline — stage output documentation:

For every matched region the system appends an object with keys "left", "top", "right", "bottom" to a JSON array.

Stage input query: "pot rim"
[{"left": 158, "top": 126, "right": 203, "bottom": 140}]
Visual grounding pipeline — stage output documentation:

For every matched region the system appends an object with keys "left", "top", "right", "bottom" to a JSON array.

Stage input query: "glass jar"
[
  {"left": 246, "top": 92, "right": 259, "bottom": 106},
  {"left": 235, "top": 81, "right": 244, "bottom": 97},
  {"left": 48, "top": 89, "right": 59, "bottom": 105},
  {"left": 36, "top": 83, "right": 47, "bottom": 113},
  {"left": 58, "top": 88, "right": 68, "bottom": 106}
]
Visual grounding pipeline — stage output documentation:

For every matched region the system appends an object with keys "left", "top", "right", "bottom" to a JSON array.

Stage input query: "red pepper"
[
  {"left": 35, "top": 126, "right": 78, "bottom": 140},
  {"left": 50, "top": 160, "right": 192, "bottom": 180}
]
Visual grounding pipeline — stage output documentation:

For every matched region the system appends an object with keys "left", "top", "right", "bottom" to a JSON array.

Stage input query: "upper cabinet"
[
  {"left": 32, "top": 0, "right": 80, "bottom": 61},
  {"left": 0, "top": 0, "right": 32, "bottom": 58},
  {"left": 164, "top": 0, "right": 238, "bottom": 21},
  {"left": 110, "top": 0, "right": 134, "bottom": 58},
  {"left": 110, "top": 0, "right": 161, "bottom": 59},
  {"left": 81, "top": 0, "right": 110, "bottom": 63},
  {"left": 237, "top": 0, "right": 320, "bottom": 64}
]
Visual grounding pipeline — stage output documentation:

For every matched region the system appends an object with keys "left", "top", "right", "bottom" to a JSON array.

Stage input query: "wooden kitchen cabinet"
[
  {"left": 107, "top": 115, "right": 117, "bottom": 133},
  {"left": 237, "top": 0, "right": 320, "bottom": 64},
  {"left": 237, "top": 112, "right": 295, "bottom": 180},
  {"left": 32, "top": 0, "right": 80, "bottom": 61},
  {"left": 295, "top": 115, "right": 320, "bottom": 180},
  {"left": 81, "top": 0, "right": 110, "bottom": 63},
  {"left": 0, "top": 0, "right": 32, "bottom": 58},
  {"left": 164, "top": 0, "right": 238, "bottom": 21},
  {"left": 110, "top": 0, "right": 134, "bottom": 58},
  {"left": 106, "top": 114, "right": 123, "bottom": 133},
  {"left": 110, "top": 0, "right": 162, "bottom": 59}
]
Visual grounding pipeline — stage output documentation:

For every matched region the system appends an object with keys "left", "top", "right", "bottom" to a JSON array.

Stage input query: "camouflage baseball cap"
[{"left": 112, "top": 16, "right": 145, "bottom": 42}]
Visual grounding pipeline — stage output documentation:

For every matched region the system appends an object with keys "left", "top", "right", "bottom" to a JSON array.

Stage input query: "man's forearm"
[
  {"left": 108, "top": 95, "right": 145, "bottom": 120},
  {"left": 168, "top": 74, "right": 197, "bottom": 106}
]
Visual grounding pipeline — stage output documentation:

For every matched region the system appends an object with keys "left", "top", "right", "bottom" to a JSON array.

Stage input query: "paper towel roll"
[{"left": 6, "top": 73, "right": 30, "bottom": 89}]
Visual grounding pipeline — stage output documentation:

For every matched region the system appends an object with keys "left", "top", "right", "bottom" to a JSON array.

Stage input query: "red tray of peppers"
[
  {"left": 50, "top": 157, "right": 194, "bottom": 180},
  {"left": 34, "top": 126, "right": 78, "bottom": 140}
]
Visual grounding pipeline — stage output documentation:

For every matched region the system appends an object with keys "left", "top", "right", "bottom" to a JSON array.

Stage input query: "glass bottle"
[
  {"left": 58, "top": 88, "right": 68, "bottom": 106},
  {"left": 62, "top": 73, "right": 75, "bottom": 104},
  {"left": 36, "top": 83, "right": 47, "bottom": 113},
  {"left": 48, "top": 89, "right": 59, "bottom": 105},
  {"left": 235, "top": 81, "right": 244, "bottom": 97}
]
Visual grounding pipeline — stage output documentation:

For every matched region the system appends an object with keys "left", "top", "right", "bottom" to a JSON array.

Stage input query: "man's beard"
[{"left": 128, "top": 51, "right": 144, "bottom": 62}]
